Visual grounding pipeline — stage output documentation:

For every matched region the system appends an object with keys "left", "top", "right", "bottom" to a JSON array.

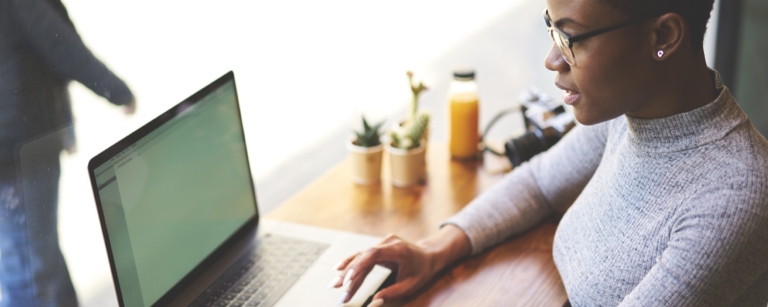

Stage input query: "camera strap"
[{"left": 481, "top": 107, "right": 519, "bottom": 156}]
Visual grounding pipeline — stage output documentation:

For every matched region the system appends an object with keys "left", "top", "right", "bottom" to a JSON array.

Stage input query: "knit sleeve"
[
  {"left": 11, "top": 0, "right": 134, "bottom": 105},
  {"left": 442, "top": 119, "right": 611, "bottom": 255},
  {"left": 618, "top": 171, "right": 768, "bottom": 306}
]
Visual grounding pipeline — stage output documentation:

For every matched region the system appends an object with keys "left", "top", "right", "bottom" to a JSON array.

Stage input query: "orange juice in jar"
[{"left": 448, "top": 69, "right": 479, "bottom": 159}]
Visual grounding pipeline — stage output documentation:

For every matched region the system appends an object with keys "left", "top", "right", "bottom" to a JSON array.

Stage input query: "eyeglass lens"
[
  {"left": 552, "top": 30, "right": 576, "bottom": 65},
  {"left": 544, "top": 9, "right": 576, "bottom": 65}
]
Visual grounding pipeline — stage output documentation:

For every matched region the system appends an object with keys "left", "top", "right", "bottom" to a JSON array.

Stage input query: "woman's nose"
[{"left": 545, "top": 43, "right": 569, "bottom": 72}]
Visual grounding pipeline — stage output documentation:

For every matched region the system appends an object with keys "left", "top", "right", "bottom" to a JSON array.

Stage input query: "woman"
[{"left": 331, "top": 0, "right": 768, "bottom": 306}]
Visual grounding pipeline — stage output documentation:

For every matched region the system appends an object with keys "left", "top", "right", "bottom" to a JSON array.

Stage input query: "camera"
[{"left": 503, "top": 90, "right": 575, "bottom": 167}]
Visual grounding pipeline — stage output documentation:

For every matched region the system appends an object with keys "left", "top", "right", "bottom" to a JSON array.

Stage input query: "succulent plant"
[
  {"left": 354, "top": 116, "right": 385, "bottom": 147},
  {"left": 391, "top": 111, "right": 430, "bottom": 150}
]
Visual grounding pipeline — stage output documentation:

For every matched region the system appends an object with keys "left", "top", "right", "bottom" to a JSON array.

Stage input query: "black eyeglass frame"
[{"left": 543, "top": 9, "right": 663, "bottom": 64}]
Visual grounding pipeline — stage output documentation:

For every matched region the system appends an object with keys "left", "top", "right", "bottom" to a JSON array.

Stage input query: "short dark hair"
[{"left": 599, "top": 0, "right": 715, "bottom": 49}]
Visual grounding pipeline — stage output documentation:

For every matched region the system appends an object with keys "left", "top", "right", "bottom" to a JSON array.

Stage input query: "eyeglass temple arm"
[{"left": 568, "top": 18, "right": 652, "bottom": 45}]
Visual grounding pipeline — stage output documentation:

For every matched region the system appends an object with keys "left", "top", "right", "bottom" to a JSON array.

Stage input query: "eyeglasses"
[{"left": 543, "top": 9, "right": 660, "bottom": 65}]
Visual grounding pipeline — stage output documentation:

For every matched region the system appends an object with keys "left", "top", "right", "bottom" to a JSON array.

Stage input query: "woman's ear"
[{"left": 649, "top": 13, "right": 687, "bottom": 61}]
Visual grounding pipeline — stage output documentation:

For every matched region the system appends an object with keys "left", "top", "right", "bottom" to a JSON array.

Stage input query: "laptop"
[{"left": 87, "top": 71, "right": 392, "bottom": 307}]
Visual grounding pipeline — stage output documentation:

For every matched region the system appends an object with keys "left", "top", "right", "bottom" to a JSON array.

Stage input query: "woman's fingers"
[
  {"left": 373, "top": 277, "right": 419, "bottom": 302},
  {"left": 352, "top": 243, "right": 405, "bottom": 281},
  {"left": 342, "top": 243, "right": 406, "bottom": 302},
  {"left": 328, "top": 268, "right": 350, "bottom": 289},
  {"left": 329, "top": 252, "right": 361, "bottom": 289},
  {"left": 331, "top": 234, "right": 413, "bottom": 303},
  {"left": 336, "top": 252, "right": 359, "bottom": 271},
  {"left": 340, "top": 262, "right": 375, "bottom": 304}
]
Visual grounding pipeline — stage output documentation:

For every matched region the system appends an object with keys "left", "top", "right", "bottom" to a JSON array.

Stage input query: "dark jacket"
[{"left": 0, "top": 0, "right": 133, "bottom": 172}]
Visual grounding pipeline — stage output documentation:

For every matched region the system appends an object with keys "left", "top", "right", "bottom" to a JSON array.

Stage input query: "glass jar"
[{"left": 448, "top": 68, "right": 479, "bottom": 159}]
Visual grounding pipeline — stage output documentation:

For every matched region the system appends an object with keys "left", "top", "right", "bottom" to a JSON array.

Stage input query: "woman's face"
[{"left": 545, "top": 0, "right": 657, "bottom": 125}]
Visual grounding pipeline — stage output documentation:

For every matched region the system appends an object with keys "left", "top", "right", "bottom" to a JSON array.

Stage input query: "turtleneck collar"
[{"left": 625, "top": 70, "right": 748, "bottom": 153}]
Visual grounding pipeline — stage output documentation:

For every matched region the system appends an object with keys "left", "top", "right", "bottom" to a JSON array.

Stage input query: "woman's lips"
[
  {"left": 555, "top": 82, "right": 580, "bottom": 105},
  {"left": 563, "top": 90, "right": 580, "bottom": 105}
]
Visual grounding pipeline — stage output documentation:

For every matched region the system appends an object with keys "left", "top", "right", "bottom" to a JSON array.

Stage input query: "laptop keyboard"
[{"left": 190, "top": 234, "right": 329, "bottom": 307}]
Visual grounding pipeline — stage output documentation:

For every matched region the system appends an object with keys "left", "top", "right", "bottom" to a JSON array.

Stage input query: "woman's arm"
[{"left": 445, "top": 119, "right": 612, "bottom": 255}]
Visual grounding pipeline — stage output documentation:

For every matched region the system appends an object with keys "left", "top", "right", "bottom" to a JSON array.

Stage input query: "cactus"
[
  {"left": 407, "top": 71, "right": 428, "bottom": 124},
  {"left": 354, "top": 116, "right": 385, "bottom": 147},
  {"left": 391, "top": 111, "right": 430, "bottom": 150}
]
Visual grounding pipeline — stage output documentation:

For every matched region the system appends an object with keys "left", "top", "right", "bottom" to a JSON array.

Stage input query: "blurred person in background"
[{"left": 0, "top": 0, "right": 135, "bottom": 306}]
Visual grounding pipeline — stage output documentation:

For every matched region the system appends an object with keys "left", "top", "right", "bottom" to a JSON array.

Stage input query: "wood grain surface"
[{"left": 266, "top": 143, "right": 568, "bottom": 306}]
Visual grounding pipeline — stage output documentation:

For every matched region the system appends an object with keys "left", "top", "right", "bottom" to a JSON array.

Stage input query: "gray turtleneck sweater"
[{"left": 444, "top": 71, "right": 768, "bottom": 306}]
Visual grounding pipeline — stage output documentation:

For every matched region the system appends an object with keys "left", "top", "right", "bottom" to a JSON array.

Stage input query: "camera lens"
[{"left": 504, "top": 131, "right": 547, "bottom": 167}]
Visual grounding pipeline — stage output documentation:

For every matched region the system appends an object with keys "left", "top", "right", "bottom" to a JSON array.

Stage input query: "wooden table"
[{"left": 267, "top": 143, "right": 568, "bottom": 306}]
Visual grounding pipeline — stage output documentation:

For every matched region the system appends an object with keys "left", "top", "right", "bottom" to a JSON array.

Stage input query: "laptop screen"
[{"left": 91, "top": 75, "right": 257, "bottom": 307}]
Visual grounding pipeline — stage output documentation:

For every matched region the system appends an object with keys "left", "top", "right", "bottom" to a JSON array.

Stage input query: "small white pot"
[
  {"left": 386, "top": 142, "right": 426, "bottom": 187},
  {"left": 347, "top": 141, "right": 384, "bottom": 185}
]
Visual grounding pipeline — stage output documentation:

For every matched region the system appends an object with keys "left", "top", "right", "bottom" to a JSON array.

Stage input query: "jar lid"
[{"left": 453, "top": 68, "right": 475, "bottom": 80}]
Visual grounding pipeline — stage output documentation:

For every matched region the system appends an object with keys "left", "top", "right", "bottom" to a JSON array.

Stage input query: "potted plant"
[
  {"left": 347, "top": 116, "right": 385, "bottom": 185},
  {"left": 387, "top": 111, "right": 430, "bottom": 187}
]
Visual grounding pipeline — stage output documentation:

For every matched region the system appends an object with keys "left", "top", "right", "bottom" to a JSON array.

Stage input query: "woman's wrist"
[{"left": 416, "top": 224, "right": 471, "bottom": 275}]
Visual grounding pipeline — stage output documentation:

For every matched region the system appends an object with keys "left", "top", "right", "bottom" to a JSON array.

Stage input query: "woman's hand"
[
  {"left": 330, "top": 225, "right": 471, "bottom": 306},
  {"left": 331, "top": 234, "right": 435, "bottom": 305}
]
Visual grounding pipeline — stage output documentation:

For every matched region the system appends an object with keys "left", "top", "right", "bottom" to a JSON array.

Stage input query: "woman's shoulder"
[
  {"left": 706, "top": 121, "right": 768, "bottom": 182},
  {"left": 676, "top": 123, "right": 768, "bottom": 222}
]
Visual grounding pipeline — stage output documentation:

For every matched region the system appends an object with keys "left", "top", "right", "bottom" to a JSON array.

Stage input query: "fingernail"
[
  {"left": 335, "top": 261, "right": 345, "bottom": 270},
  {"left": 337, "top": 292, "right": 348, "bottom": 306},
  {"left": 342, "top": 269, "right": 354, "bottom": 288},
  {"left": 369, "top": 298, "right": 385, "bottom": 307},
  {"left": 327, "top": 276, "right": 342, "bottom": 289}
]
